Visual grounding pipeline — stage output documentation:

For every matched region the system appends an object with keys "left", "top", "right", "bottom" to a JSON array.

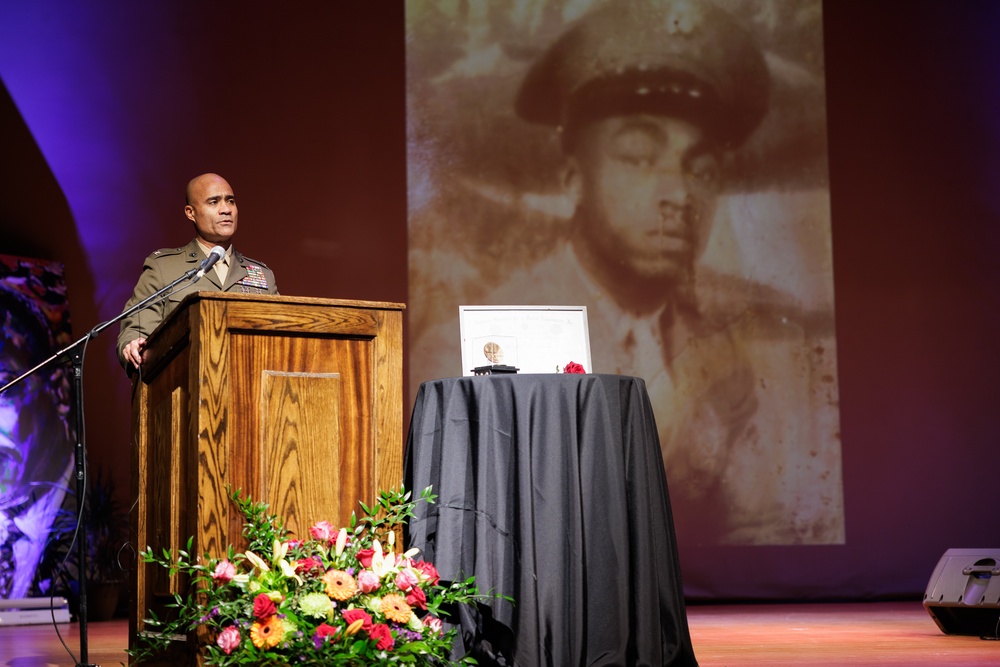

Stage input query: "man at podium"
[{"left": 116, "top": 172, "right": 278, "bottom": 372}]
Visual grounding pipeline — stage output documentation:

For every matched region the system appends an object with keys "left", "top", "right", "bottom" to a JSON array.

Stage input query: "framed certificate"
[{"left": 458, "top": 305, "right": 593, "bottom": 376}]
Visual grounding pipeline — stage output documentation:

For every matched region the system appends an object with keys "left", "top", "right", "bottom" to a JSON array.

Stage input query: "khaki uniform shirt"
[{"left": 116, "top": 238, "right": 278, "bottom": 368}]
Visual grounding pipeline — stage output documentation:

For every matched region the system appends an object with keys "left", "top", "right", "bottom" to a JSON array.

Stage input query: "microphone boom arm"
[{"left": 0, "top": 265, "right": 198, "bottom": 397}]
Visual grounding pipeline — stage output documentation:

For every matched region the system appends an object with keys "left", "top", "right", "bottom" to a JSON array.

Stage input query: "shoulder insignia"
[
  {"left": 239, "top": 254, "right": 269, "bottom": 268},
  {"left": 150, "top": 246, "right": 186, "bottom": 259}
]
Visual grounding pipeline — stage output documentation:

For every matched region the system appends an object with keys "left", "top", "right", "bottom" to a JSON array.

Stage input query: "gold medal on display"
[{"left": 483, "top": 341, "right": 503, "bottom": 364}]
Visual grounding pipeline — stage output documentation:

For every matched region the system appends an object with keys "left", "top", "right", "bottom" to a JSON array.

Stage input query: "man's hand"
[{"left": 123, "top": 337, "right": 147, "bottom": 368}]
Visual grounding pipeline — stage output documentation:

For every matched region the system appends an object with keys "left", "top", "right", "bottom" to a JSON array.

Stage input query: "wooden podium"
[{"left": 128, "top": 293, "right": 404, "bottom": 655}]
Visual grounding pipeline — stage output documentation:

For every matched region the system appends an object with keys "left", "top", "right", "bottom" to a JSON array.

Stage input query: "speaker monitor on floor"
[{"left": 923, "top": 548, "right": 1000, "bottom": 637}]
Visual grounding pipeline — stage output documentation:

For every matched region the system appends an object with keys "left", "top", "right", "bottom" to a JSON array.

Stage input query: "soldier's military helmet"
[{"left": 516, "top": 0, "right": 771, "bottom": 150}]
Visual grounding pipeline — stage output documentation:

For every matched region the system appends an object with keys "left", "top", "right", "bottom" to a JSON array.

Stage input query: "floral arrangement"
[
  {"left": 562, "top": 361, "right": 586, "bottom": 374},
  {"left": 131, "top": 487, "right": 481, "bottom": 666}
]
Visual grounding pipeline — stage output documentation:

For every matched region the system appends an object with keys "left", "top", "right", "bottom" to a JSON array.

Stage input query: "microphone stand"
[{"left": 0, "top": 264, "right": 209, "bottom": 667}]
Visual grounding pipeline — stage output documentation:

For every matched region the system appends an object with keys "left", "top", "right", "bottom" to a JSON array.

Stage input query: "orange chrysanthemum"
[
  {"left": 249, "top": 615, "right": 284, "bottom": 649},
  {"left": 323, "top": 569, "right": 359, "bottom": 601},
  {"left": 381, "top": 593, "right": 413, "bottom": 624}
]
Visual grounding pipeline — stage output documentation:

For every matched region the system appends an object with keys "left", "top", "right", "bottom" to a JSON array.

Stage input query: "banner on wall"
[
  {"left": 0, "top": 254, "right": 75, "bottom": 599},
  {"left": 406, "top": 0, "right": 842, "bottom": 547}
]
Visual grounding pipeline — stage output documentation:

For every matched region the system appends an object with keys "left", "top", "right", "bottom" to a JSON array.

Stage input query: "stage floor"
[{"left": 0, "top": 601, "right": 997, "bottom": 666}]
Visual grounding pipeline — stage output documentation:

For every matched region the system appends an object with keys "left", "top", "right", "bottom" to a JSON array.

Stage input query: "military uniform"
[{"left": 116, "top": 237, "right": 278, "bottom": 368}]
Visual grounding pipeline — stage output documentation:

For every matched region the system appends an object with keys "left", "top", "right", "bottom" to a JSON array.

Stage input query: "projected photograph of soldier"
[
  {"left": 407, "top": 0, "right": 842, "bottom": 546},
  {"left": 0, "top": 256, "right": 75, "bottom": 599}
]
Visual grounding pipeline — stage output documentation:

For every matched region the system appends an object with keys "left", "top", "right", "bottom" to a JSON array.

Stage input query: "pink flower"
[
  {"left": 368, "top": 623, "right": 394, "bottom": 651},
  {"left": 405, "top": 585, "right": 427, "bottom": 610},
  {"left": 423, "top": 615, "right": 443, "bottom": 635},
  {"left": 310, "top": 520, "right": 337, "bottom": 542},
  {"left": 252, "top": 592, "right": 277, "bottom": 620},
  {"left": 563, "top": 361, "right": 586, "bottom": 374},
  {"left": 342, "top": 608, "right": 373, "bottom": 632},
  {"left": 212, "top": 559, "right": 236, "bottom": 584},
  {"left": 216, "top": 625, "right": 240, "bottom": 655},
  {"left": 357, "top": 570, "right": 381, "bottom": 593},
  {"left": 413, "top": 560, "right": 440, "bottom": 586},
  {"left": 395, "top": 569, "right": 419, "bottom": 592}
]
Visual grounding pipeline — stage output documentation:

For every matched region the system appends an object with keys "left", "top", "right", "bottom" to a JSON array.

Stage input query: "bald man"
[{"left": 117, "top": 173, "right": 278, "bottom": 372}]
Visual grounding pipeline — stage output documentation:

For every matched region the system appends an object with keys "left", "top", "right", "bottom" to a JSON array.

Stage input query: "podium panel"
[{"left": 129, "top": 293, "right": 404, "bottom": 661}]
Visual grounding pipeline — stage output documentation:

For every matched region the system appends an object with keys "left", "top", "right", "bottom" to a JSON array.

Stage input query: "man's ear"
[
  {"left": 561, "top": 156, "right": 583, "bottom": 210},
  {"left": 184, "top": 205, "right": 196, "bottom": 223}
]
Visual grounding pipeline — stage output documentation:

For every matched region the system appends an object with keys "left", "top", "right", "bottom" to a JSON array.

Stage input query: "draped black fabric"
[{"left": 404, "top": 374, "right": 699, "bottom": 667}]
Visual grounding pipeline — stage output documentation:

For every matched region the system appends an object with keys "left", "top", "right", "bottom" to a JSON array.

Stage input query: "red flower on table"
[
  {"left": 252, "top": 592, "right": 276, "bottom": 620},
  {"left": 369, "top": 623, "right": 394, "bottom": 651},
  {"left": 315, "top": 622, "right": 338, "bottom": 639},
  {"left": 356, "top": 547, "right": 375, "bottom": 568},
  {"left": 405, "top": 585, "right": 427, "bottom": 610},
  {"left": 563, "top": 361, "right": 586, "bottom": 374},
  {"left": 294, "top": 556, "right": 324, "bottom": 575},
  {"left": 342, "top": 608, "right": 373, "bottom": 632},
  {"left": 414, "top": 560, "right": 440, "bottom": 585}
]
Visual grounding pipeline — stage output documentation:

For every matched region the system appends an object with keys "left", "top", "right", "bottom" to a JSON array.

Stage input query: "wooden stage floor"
[{"left": 1, "top": 601, "right": 997, "bottom": 666}]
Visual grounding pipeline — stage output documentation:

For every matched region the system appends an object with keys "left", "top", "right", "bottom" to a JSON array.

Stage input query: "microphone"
[{"left": 193, "top": 245, "right": 226, "bottom": 282}]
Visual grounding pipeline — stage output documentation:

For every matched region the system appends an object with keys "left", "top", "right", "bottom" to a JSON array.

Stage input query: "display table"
[{"left": 404, "top": 374, "right": 698, "bottom": 666}]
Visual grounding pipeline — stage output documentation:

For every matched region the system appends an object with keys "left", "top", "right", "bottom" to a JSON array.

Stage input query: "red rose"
[
  {"left": 294, "top": 556, "right": 323, "bottom": 575},
  {"left": 315, "top": 622, "right": 338, "bottom": 639},
  {"left": 342, "top": 608, "right": 373, "bottom": 632},
  {"left": 413, "top": 560, "right": 440, "bottom": 586},
  {"left": 563, "top": 361, "right": 585, "bottom": 374},
  {"left": 368, "top": 623, "right": 394, "bottom": 651},
  {"left": 252, "top": 592, "right": 277, "bottom": 620},
  {"left": 405, "top": 585, "right": 427, "bottom": 610},
  {"left": 356, "top": 548, "right": 375, "bottom": 568}
]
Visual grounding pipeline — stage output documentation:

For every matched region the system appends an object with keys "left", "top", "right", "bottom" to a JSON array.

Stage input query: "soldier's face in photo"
[{"left": 567, "top": 114, "right": 721, "bottom": 286}]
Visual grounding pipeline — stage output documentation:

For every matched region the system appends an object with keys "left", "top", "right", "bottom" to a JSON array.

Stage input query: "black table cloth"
[{"left": 404, "top": 374, "right": 699, "bottom": 667}]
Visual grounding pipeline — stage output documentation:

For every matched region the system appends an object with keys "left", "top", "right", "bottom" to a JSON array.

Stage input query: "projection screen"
[{"left": 406, "top": 0, "right": 842, "bottom": 548}]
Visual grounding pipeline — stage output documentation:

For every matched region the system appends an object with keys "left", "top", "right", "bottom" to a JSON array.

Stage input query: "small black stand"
[
  {"left": 471, "top": 364, "right": 520, "bottom": 376},
  {"left": 0, "top": 264, "right": 208, "bottom": 667}
]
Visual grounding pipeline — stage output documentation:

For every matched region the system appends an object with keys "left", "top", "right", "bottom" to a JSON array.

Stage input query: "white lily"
[
  {"left": 245, "top": 550, "right": 270, "bottom": 572},
  {"left": 370, "top": 540, "right": 395, "bottom": 578},
  {"left": 272, "top": 539, "right": 288, "bottom": 565},
  {"left": 335, "top": 528, "right": 348, "bottom": 557},
  {"left": 279, "top": 558, "right": 304, "bottom": 585}
]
